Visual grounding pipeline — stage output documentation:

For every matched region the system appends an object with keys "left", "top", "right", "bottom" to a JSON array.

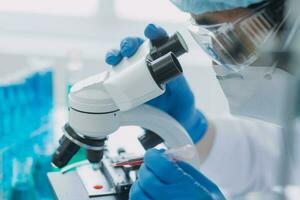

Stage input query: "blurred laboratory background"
[{"left": 0, "top": 0, "right": 228, "bottom": 199}]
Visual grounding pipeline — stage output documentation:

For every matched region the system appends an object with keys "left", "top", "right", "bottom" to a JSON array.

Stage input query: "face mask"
[
  {"left": 213, "top": 65, "right": 293, "bottom": 126},
  {"left": 170, "top": 0, "right": 264, "bottom": 14}
]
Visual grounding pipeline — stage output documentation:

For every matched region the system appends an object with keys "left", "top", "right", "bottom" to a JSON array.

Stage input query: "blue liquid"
[
  {"left": 0, "top": 69, "right": 55, "bottom": 200},
  {"left": 33, "top": 155, "right": 54, "bottom": 199},
  {"left": 10, "top": 183, "right": 36, "bottom": 200},
  {"left": 3, "top": 151, "right": 13, "bottom": 199}
]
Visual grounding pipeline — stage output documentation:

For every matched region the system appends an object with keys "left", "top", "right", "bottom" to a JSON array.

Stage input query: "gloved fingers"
[
  {"left": 143, "top": 149, "right": 193, "bottom": 184},
  {"left": 105, "top": 49, "right": 123, "bottom": 66},
  {"left": 120, "top": 37, "right": 144, "bottom": 58},
  {"left": 144, "top": 24, "right": 168, "bottom": 40},
  {"left": 137, "top": 164, "right": 205, "bottom": 200},
  {"left": 166, "top": 75, "right": 192, "bottom": 94},
  {"left": 165, "top": 75, "right": 195, "bottom": 116},
  {"left": 146, "top": 94, "right": 170, "bottom": 113},
  {"left": 177, "top": 161, "right": 226, "bottom": 200},
  {"left": 165, "top": 75, "right": 195, "bottom": 112},
  {"left": 129, "top": 182, "right": 152, "bottom": 200},
  {"left": 137, "top": 164, "right": 168, "bottom": 199},
  {"left": 146, "top": 75, "right": 191, "bottom": 120}
]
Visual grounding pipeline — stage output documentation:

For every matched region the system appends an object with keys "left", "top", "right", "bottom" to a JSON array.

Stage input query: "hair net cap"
[{"left": 170, "top": 0, "right": 264, "bottom": 14}]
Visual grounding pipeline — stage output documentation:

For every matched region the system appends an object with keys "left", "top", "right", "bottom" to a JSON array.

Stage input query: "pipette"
[{"left": 112, "top": 145, "right": 197, "bottom": 167}]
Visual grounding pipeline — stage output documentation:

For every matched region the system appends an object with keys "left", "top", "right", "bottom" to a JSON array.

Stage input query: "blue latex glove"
[
  {"left": 130, "top": 149, "right": 226, "bottom": 200},
  {"left": 105, "top": 24, "right": 208, "bottom": 143},
  {"left": 169, "top": 0, "right": 263, "bottom": 15}
]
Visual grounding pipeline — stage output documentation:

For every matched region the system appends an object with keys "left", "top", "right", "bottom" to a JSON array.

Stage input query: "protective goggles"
[{"left": 188, "top": 0, "right": 285, "bottom": 72}]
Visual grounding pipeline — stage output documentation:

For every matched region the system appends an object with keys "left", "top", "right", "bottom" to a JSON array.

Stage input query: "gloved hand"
[
  {"left": 105, "top": 24, "right": 207, "bottom": 143},
  {"left": 130, "top": 149, "right": 226, "bottom": 200}
]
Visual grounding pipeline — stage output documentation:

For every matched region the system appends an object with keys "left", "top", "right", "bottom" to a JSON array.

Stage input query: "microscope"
[{"left": 48, "top": 32, "right": 201, "bottom": 200}]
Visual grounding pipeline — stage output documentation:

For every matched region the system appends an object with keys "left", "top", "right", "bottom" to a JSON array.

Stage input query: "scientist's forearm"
[{"left": 196, "top": 119, "right": 215, "bottom": 164}]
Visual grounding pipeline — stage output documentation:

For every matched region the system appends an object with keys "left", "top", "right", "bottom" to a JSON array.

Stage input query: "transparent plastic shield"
[{"left": 188, "top": 0, "right": 285, "bottom": 72}]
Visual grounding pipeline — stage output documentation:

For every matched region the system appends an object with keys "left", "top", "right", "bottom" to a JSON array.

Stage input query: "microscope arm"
[{"left": 119, "top": 104, "right": 201, "bottom": 169}]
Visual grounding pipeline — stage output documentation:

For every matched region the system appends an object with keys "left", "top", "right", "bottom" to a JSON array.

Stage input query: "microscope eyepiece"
[
  {"left": 149, "top": 32, "right": 188, "bottom": 60},
  {"left": 148, "top": 52, "right": 182, "bottom": 86}
]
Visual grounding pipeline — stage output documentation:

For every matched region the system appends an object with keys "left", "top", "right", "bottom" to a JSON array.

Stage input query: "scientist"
[{"left": 105, "top": 0, "right": 293, "bottom": 199}]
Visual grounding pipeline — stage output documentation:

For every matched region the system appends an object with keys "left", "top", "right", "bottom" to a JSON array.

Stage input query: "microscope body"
[
  {"left": 51, "top": 32, "right": 199, "bottom": 170},
  {"left": 68, "top": 40, "right": 168, "bottom": 139}
]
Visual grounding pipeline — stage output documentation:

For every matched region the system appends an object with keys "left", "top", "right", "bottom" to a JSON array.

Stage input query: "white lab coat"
[{"left": 199, "top": 115, "right": 300, "bottom": 198}]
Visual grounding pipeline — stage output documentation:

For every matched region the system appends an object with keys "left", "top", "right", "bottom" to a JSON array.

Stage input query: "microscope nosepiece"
[{"left": 148, "top": 52, "right": 183, "bottom": 86}]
